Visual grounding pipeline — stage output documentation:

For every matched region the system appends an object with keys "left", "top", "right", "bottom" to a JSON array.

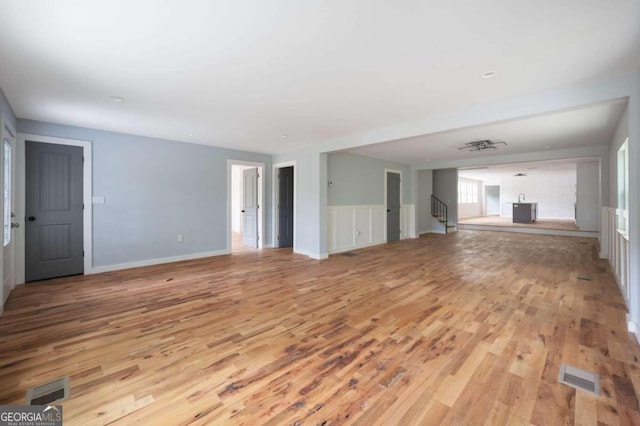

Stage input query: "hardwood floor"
[{"left": 1, "top": 231, "right": 639, "bottom": 425}]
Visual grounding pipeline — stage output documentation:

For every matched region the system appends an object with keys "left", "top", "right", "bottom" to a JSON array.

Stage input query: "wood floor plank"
[{"left": 0, "top": 230, "right": 639, "bottom": 424}]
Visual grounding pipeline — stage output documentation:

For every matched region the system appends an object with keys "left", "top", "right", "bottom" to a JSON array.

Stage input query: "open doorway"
[
  {"left": 228, "top": 161, "right": 264, "bottom": 253},
  {"left": 273, "top": 161, "right": 296, "bottom": 250}
]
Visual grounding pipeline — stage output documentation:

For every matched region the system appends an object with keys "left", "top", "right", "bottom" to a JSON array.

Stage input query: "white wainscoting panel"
[
  {"left": 600, "top": 207, "right": 630, "bottom": 307},
  {"left": 328, "top": 205, "right": 416, "bottom": 254}
]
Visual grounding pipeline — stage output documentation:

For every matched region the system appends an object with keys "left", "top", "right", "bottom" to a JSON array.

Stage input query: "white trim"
[
  {"left": 91, "top": 249, "right": 230, "bottom": 274},
  {"left": 0, "top": 115, "right": 16, "bottom": 310},
  {"left": 227, "top": 159, "right": 265, "bottom": 251},
  {"left": 384, "top": 168, "right": 403, "bottom": 242},
  {"left": 16, "top": 133, "right": 93, "bottom": 282},
  {"left": 627, "top": 315, "right": 640, "bottom": 346},
  {"left": 272, "top": 160, "right": 297, "bottom": 250},
  {"left": 295, "top": 248, "right": 328, "bottom": 260}
]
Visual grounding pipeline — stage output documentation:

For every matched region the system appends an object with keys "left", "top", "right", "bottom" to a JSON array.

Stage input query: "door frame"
[
  {"left": 272, "top": 161, "right": 297, "bottom": 249},
  {"left": 384, "top": 168, "right": 403, "bottom": 242},
  {"left": 17, "top": 133, "right": 93, "bottom": 284},
  {"left": 0, "top": 114, "right": 16, "bottom": 311},
  {"left": 227, "top": 159, "right": 264, "bottom": 250}
]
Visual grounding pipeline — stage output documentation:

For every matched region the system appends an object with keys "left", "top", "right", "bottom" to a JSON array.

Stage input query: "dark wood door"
[
  {"left": 26, "top": 141, "right": 83, "bottom": 282},
  {"left": 278, "top": 166, "right": 294, "bottom": 247}
]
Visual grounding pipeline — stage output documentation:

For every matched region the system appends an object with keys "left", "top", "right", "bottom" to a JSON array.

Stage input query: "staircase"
[{"left": 431, "top": 194, "right": 456, "bottom": 234}]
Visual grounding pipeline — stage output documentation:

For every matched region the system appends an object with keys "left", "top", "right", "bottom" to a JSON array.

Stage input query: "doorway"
[
  {"left": 228, "top": 160, "right": 264, "bottom": 252},
  {"left": 277, "top": 166, "right": 294, "bottom": 248},
  {"left": 273, "top": 161, "right": 296, "bottom": 250},
  {"left": 485, "top": 185, "right": 500, "bottom": 216},
  {"left": 17, "top": 134, "right": 93, "bottom": 284},
  {"left": 385, "top": 169, "right": 402, "bottom": 242}
]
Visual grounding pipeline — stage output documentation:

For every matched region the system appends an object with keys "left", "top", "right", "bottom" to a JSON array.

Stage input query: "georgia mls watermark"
[{"left": 0, "top": 405, "right": 62, "bottom": 426}]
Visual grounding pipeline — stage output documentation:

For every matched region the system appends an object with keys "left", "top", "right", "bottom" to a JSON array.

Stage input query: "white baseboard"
[
  {"left": 294, "top": 249, "right": 328, "bottom": 260},
  {"left": 90, "top": 249, "right": 230, "bottom": 274},
  {"left": 330, "top": 240, "right": 385, "bottom": 255}
]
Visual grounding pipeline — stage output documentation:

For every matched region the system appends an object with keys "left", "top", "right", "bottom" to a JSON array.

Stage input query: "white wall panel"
[
  {"left": 328, "top": 205, "right": 414, "bottom": 254},
  {"left": 601, "top": 207, "right": 630, "bottom": 306}
]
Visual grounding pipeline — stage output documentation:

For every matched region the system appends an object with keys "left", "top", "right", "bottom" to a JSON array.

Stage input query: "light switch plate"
[{"left": 92, "top": 196, "right": 105, "bottom": 204}]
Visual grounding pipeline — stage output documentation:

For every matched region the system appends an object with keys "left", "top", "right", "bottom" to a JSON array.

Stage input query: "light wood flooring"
[
  {"left": 459, "top": 216, "right": 581, "bottom": 231},
  {"left": 1, "top": 231, "right": 639, "bottom": 425}
]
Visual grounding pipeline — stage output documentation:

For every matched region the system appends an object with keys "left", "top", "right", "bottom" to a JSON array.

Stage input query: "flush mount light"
[
  {"left": 109, "top": 96, "right": 124, "bottom": 102},
  {"left": 481, "top": 71, "right": 497, "bottom": 79},
  {"left": 458, "top": 139, "right": 507, "bottom": 152},
  {"left": 280, "top": 134, "right": 289, "bottom": 138},
  {"left": 184, "top": 132, "right": 193, "bottom": 137},
  {"left": 514, "top": 173, "right": 526, "bottom": 177}
]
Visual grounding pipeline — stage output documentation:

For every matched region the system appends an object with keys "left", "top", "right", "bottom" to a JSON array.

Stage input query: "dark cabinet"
[{"left": 513, "top": 203, "right": 537, "bottom": 223}]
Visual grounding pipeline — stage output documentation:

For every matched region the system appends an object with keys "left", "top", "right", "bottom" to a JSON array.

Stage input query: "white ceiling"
[
  {"left": 347, "top": 99, "right": 628, "bottom": 165},
  {"left": 458, "top": 157, "right": 596, "bottom": 183},
  {"left": 0, "top": 1, "right": 638, "bottom": 155}
]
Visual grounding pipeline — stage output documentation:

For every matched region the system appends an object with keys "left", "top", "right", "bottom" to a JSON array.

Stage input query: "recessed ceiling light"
[
  {"left": 481, "top": 71, "right": 497, "bottom": 79},
  {"left": 109, "top": 96, "right": 124, "bottom": 102},
  {"left": 184, "top": 132, "right": 193, "bottom": 137},
  {"left": 280, "top": 134, "right": 288, "bottom": 138}
]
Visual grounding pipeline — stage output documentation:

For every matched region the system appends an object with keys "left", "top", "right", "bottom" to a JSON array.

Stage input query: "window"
[
  {"left": 616, "top": 138, "right": 629, "bottom": 234},
  {"left": 458, "top": 180, "right": 478, "bottom": 204},
  {"left": 3, "top": 140, "right": 11, "bottom": 246}
]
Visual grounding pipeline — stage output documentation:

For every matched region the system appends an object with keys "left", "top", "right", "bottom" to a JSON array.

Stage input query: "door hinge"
[
  {"left": 83, "top": 203, "right": 85, "bottom": 210},
  {"left": 257, "top": 173, "right": 260, "bottom": 178},
  {"left": 82, "top": 250, "right": 85, "bottom": 257}
]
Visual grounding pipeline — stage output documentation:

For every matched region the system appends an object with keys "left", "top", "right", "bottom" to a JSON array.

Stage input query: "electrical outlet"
[{"left": 177, "top": 234, "right": 184, "bottom": 242}]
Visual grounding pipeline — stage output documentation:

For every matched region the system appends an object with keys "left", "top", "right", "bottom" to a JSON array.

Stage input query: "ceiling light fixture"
[
  {"left": 280, "top": 134, "right": 288, "bottom": 138},
  {"left": 458, "top": 139, "right": 507, "bottom": 152},
  {"left": 184, "top": 132, "right": 193, "bottom": 137},
  {"left": 109, "top": 96, "right": 124, "bottom": 102},
  {"left": 514, "top": 173, "right": 526, "bottom": 177},
  {"left": 481, "top": 71, "right": 497, "bottom": 79}
]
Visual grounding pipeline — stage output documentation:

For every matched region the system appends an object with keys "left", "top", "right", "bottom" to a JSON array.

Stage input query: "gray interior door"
[
  {"left": 386, "top": 172, "right": 401, "bottom": 242},
  {"left": 242, "top": 167, "right": 258, "bottom": 248},
  {"left": 278, "top": 166, "right": 294, "bottom": 247},
  {"left": 26, "top": 142, "right": 83, "bottom": 282}
]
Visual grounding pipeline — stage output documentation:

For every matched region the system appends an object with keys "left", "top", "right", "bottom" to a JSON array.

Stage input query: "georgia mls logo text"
[{"left": 0, "top": 405, "right": 62, "bottom": 426}]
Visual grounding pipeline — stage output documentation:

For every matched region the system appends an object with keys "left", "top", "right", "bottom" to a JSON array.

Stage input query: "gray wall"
[
  {"left": 0, "top": 86, "right": 16, "bottom": 130},
  {"left": 433, "top": 168, "right": 458, "bottom": 225},
  {"left": 327, "top": 152, "right": 412, "bottom": 205},
  {"left": 576, "top": 161, "right": 600, "bottom": 231},
  {"left": 416, "top": 169, "right": 433, "bottom": 234},
  {"left": 18, "top": 119, "right": 271, "bottom": 267},
  {"left": 609, "top": 105, "right": 629, "bottom": 207}
]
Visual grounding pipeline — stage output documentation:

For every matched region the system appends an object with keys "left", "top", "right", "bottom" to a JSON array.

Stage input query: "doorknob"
[
  {"left": 27, "top": 216, "right": 36, "bottom": 222},
  {"left": 241, "top": 210, "right": 245, "bottom": 213},
  {"left": 387, "top": 209, "right": 390, "bottom": 212},
  {"left": 10, "top": 222, "right": 19, "bottom": 228}
]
